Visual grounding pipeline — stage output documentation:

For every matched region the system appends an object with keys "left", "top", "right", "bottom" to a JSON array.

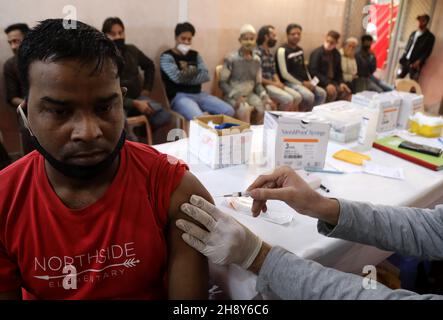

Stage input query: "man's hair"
[
  {"left": 175, "top": 22, "right": 195, "bottom": 37},
  {"left": 4, "top": 23, "right": 30, "bottom": 35},
  {"left": 361, "top": 34, "right": 373, "bottom": 43},
  {"left": 327, "top": 30, "right": 340, "bottom": 42},
  {"left": 257, "top": 25, "right": 274, "bottom": 46},
  {"left": 417, "top": 14, "right": 430, "bottom": 25},
  {"left": 18, "top": 19, "right": 124, "bottom": 95},
  {"left": 102, "top": 17, "right": 125, "bottom": 34},
  {"left": 344, "top": 37, "right": 358, "bottom": 46},
  {"left": 286, "top": 23, "right": 302, "bottom": 35}
]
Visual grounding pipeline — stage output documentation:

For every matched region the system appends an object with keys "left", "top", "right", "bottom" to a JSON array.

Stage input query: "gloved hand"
[{"left": 176, "top": 195, "right": 263, "bottom": 269}]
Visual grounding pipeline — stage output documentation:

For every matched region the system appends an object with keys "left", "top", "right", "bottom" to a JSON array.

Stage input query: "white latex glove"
[{"left": 176, "top": 195, "right": 263, "bottom": 269}]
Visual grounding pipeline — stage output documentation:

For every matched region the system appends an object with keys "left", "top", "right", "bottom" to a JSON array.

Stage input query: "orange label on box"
[{"left": 283, "top": 138, "right": 319, "bottom": 143}]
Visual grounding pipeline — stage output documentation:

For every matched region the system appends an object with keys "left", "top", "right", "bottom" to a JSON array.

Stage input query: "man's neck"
[
  {"left": 240, "top": 48, "right": 253, "bottom": 58},
  {"left": 45, "top": 156, "right": 120, "bottom": 191},
  {"left": 261, "top": 43, "right": 270, "bottom": 53},
  {"left": 287, "top": 42, "right": 298, "bottom": 50}
]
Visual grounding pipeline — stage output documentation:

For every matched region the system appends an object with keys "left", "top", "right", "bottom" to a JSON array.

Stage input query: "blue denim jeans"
[
  {"left": 126, "top": 96, "right": 171, "bottom": 129},
  {"left": 171, "top": 92, "right": 235, "bottom": 120}
]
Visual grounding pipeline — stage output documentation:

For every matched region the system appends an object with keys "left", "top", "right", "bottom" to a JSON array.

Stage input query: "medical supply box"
[
  {"left": 263, "top": 111, "right": 330, "bottom": 170},
  {"left": 313, "top": 101, "right": 366, "bottom": 143},
  {"left": 189, "top": 114, "right": 252, "bottom": 169},
  {"left": 352, "top": 91, "right": 401, "bottom": 132}
]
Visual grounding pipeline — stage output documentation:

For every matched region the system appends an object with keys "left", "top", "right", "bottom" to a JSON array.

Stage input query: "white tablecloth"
[{"left": 154, "top": 126, "right": 443, "bottom": 299}]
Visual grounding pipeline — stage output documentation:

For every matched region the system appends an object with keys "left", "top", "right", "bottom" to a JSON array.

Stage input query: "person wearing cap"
[
  {"left": 176, "top": 166, "right": 443, "bottom": 300},
  {"left": 398, "top": 14, "right": 435, "bottom": 81},
  {"left": 219, "top": 24, "right": 275, "bottom": 124}
]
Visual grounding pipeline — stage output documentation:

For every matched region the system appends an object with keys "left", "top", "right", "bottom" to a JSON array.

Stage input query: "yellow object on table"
[
  {"left": 333, "top": 149, "right": 371, "bottom": 165},
  {"left": 409, "top": 119, "right": 443, "bottom": 138}
]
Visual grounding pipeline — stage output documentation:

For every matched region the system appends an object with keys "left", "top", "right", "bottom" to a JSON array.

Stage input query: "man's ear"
[{"left": 121, "top": 87, "right": 128, "bottom": 97}]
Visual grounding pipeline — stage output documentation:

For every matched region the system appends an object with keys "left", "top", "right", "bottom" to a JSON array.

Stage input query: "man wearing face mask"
[
  {"left": 102, "top": 17, "right": 172, "bottom": 144},
  {"left": 256, "top": 25, "right": 302, "bottom": 112},
  {"left": 160, "top": 22, "right": 234, "bottom": 121},
  {"left": 355, "top": 34, "right": 393, "bottom": 93},
  {"left": 3, "top": 23, "right": 35, "bottom": 155},
  {"left": 309, "top": 30, "right": 351, "bottom": 102},
  {"left": 220, "top": 24, "right": 274, "bottom": 124},
  {"left": 0, "top": 19, "right": 211, "bottom": 300}
]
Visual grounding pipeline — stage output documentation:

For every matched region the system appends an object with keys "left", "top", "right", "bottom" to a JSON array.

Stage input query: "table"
[{"left": 154, "top": 126, "right": 443, "bottom": 299}]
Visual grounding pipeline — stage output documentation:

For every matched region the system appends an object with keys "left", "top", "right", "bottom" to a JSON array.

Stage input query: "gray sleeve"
[
  {"left": 256, "top": 246, "right": 442, "bottom": 300},
  {"left": 219, "top": 55, "right": 234, "bottom": 97},
  {"left": 318, "top": 199, "right": 443, "bottom": 260}
]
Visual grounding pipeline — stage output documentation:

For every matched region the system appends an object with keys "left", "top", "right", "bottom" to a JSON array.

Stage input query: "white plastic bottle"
[{"left": 354, "top": 107, "right": 380, "bottom": 152}]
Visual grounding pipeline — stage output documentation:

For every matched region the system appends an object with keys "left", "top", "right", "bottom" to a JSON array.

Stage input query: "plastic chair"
[
  {"left": 395, "top": 78, "right": 423, "bottom": 94},
  {"left": 159, "top": 78, "right": 188, "bottom": 134},
  {"left": 126, "top": 115, "right": 153, "bottom": 145}
]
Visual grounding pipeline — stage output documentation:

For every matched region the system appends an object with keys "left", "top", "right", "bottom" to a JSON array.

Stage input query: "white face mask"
[{"left": 177, "top": 44, "right": 191, "bottom": 55}]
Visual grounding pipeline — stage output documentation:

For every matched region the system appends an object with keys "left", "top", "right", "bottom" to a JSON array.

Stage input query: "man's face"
[
  {"left": 7, "top": 30, "right": 25, "bottom": 55},
  {"left": 267, "top": 28, "right": 277, "bottom": 42},
  {"left": 324, "top": 36, "right": 337, "bottom": 51},
  {"left": 239, "top": 32, "right": 256, "bottom": 51},
  {"left": 362, "top": 39, "right": 372, "bottom": 49},
  {"left": 106, "top": 24, "right": 125, "bottom": 41},
  {"left": 344, "top": 41, "right": 357, "bottom": 56},
  {"left": 287, "top": 27, "right": 302, "bottom": 46},
  {"left": 26, "top": 59, "right": 125, "bottom": 167},
  {"left": 176, "top": 31, "right": 193, "bottom": 46},
  {"left": 418, "top": 17, "right": 428, "bottom": 30}
]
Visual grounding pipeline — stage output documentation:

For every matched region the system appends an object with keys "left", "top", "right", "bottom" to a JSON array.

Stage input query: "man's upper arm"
[{"left": 167, "top": 171, "right": 211, "bottom": 299}]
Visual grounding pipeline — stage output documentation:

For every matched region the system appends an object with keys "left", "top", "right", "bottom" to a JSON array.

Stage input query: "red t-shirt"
[{"left": 0, "top": 141, "right": 188, "bottom": 299}]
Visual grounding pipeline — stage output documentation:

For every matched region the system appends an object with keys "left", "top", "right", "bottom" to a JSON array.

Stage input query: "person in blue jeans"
[{"left": 160, "top": 22, "right": 234, "bottom": 120}]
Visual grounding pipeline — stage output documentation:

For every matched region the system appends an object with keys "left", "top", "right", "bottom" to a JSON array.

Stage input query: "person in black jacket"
[
  {"left": 309, "top": 30, "right": 351, "bottom": 102},
  {"left": 398, "top": 14, "right": 435, "bottom": 81},
  {"left": 102, "top": 17, "right": 172, "bottom": 144}
]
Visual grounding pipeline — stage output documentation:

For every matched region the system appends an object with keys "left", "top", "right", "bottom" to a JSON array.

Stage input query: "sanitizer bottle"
[{"left": 354, "top": 107, "right": 379, "bottom": 152}]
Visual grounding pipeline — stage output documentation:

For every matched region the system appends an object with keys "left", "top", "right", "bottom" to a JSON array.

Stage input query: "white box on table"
[
  {"left": 189, "top": 115, "right": 252, "bottom": 169},
  {"left": 313, "top": 101, "right": 365, "bottom": 143},
  {"left": 352, "top": 91, "right": 400, "bottom": 132},
  {"left": 393, "top": 92, "right": 425, "bottom": 129},
  {"left": 263, "top": 111, "right": 330, "bottom": 170}
]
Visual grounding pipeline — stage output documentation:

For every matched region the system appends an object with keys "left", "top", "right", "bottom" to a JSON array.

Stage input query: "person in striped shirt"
[{"left": 160, "top": 22, "right": 234, "bottom": 121}]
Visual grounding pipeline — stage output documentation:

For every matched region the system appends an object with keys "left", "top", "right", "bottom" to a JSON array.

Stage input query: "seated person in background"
[
  {"left": 356, "top": 34, "right": 393, "bottom": 93},
  {"left": 0, "top": 19, "right": 209, "bottom": 300},
  {"left": 276, "top": 24, "right": 326, "bottom": 111},
  {"left": 309, "top": 30, "right": 351, "bottom": 102},
  {"left": 102, "top": 17, "right": 172, "bottom": 144},
  {"left": 160, "top": 22, "right": 234, "bottom": 121},
  {"left": 3, "top": 23, "right": 34, "bottom": 154},
  {"left": 340, "top": 37, "right": 358, "bottom": 93},
  {"left": 257, "top": 25, "right": 301, "bottom": 112},
  {"left": 219, "top": 24, "right": 274, "bottom": 124}
]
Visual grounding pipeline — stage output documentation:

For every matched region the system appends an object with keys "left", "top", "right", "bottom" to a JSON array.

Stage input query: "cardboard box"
[
  {"left": 313, "top": 101, "right": 365, "bottom": 143},
  {"left": 189, "top": 115, "right": 252, "bottom": 169},
  {"left": 352, "top": 91, "right": 401, "bottom": 132},
  {"left": 394, "top": 92, "right": 425, "bottom": 129},
  {"left": 263, "top": 111, "right": 330, "bottom": 170}
]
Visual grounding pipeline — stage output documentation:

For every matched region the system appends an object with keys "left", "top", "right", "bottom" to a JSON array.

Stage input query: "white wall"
[{"left": 0, "top": 0, "right": 346, "bottom": 152}]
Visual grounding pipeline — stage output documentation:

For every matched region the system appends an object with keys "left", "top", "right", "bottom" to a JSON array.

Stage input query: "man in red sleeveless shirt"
[{"left": 0, "top": 19, "right": 210, "bottom": 299}]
